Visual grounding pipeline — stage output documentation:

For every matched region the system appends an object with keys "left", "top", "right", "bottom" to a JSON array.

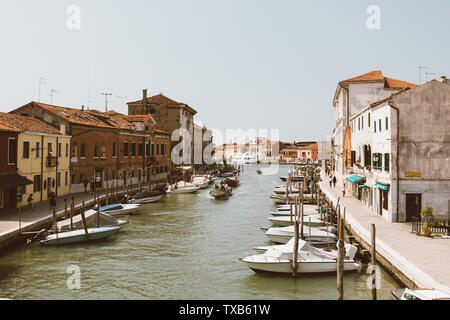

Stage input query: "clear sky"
[{"left": 0, "top": 0, "right": 448, "bottom": 142}]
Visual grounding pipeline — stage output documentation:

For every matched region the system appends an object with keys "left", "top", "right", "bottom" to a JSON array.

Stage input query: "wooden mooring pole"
[
  {"left": 292, "top": 197, "right": 299, "bottom": 277},
  {"left": 70, "top": 197, "right": 74, "bottom": 231},
  {"left": 81, "top": 201, "right": 89, "bottom": 241},
  {"left": 337, "top": 217, "right": 344, "bottom": 300},
  {"left": 371, "top": 224, "right": 377, "bottom": 300}
]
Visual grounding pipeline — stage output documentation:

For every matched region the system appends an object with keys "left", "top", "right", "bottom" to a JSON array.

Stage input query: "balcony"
[{"left": 46, "top": 156, "right": 58, "bottom": 168}]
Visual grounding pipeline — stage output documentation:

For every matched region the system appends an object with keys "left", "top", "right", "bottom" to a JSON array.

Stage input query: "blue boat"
[{"left": 40, "top": 226, "right": 120, "bottom": 246}]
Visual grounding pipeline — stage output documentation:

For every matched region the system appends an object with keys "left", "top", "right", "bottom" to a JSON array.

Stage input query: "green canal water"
[{"left": 0, "top": 165, "right": 399, "bottom": 300}]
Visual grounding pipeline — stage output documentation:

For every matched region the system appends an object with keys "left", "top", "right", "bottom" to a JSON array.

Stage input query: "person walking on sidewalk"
[
  {"left": 332, "top": 176, "right": 337, "bottom": 188},
  {"left": 329, "top": 177, "right": 332, "bottom": 188},
  {"left": 49, "top": 191, "right": 56, "bottom": 209},
  {"left": 27, "top": 194, "right": 34, "bottom": 212}
]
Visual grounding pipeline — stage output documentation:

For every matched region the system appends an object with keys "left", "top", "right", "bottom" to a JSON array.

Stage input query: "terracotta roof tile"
[
  {"left": 0, "top": 112, "right": 61, "bottom": 135},
  {"left": 341, "top": 70, "right": 419, "bottom": 89},
  {"left": 127, "top": 93, "right": 197, "bottom": 115}
]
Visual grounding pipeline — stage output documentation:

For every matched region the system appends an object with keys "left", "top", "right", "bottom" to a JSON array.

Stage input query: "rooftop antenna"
[
  {"left": 419, "top": 66, "right": 430, "bottom": 84},
  {"left": 101, "top": 92, "right": 112, "bottom": 112},
  {"left": 425, "top": 72, "right": 436, "bottom": 82},
  {"left": 49, "top": 89, "right": 59, "bottom": 105},
  {"left": 38, "top": 77, "right": 47, "bottom": 102}
]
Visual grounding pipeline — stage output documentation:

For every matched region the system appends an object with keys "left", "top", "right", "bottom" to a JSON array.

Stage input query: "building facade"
[{"left": 346, "top": 78, "right": 450, "bottom": 222}]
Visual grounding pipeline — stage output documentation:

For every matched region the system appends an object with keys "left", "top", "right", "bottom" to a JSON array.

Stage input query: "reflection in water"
[{"left": 0, "top": 165, "right": 399, "bottom": 300}]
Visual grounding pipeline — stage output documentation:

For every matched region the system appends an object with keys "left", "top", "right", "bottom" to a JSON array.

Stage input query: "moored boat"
[
  {"left": 268, "top": 214, "right": 324, "bottom": 227},
  {"left": 264, "top": 225, "right": 337, "bottom": 246},
  {"left": 56, "top": 210, "right": 128, "bottom": 232},
  {"left": 40, "top": 226, "right": 120, "bottom": 246},
  {"left": 132, "top": 190, "right": 166, "bottom": 204},
  {"left": 240, "top": 238, "right": 359, "bottom": 274},
  {"left": 90, "top": 203, "right": 140, "bottom": 216},
  {"left": 210, "top": 184, "right": 232, "bottom": 199}
]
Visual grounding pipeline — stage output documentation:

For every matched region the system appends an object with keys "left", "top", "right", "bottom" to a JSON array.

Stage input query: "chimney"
[
  {"left": 81, "top": 105, "right": 84, "bottom": 111},
  {"left": 143, "top": 89, "right": 148, "bottom": 114},
  {"left": 441, "top": 76, "right": 448, "bottom": 84}
]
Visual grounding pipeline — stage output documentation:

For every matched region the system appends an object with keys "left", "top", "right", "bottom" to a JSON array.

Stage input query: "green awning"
[
  {"left": 0, "top": 174, "right": 33, "bottom": 188},
  {"left": 358, "top": 185, "right": 369, "bottom": 189},
  {"left": 347, "top": 175, "right": 365, "bottom": 184},
  {"left": 374, "top": 182, "right": 389, "bottom": 191}
]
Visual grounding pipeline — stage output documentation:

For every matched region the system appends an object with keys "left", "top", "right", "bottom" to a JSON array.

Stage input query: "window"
[
  {"left": 374, "top": 121, "right": 376, "bottom": 133},
  {"left": 368, "top": 113, "right": 371, "bottom": 127},
  {"left": 358, "top": 118, "right": 360, "bottom": 130},
  {"left": 123, "top": 142, "right": 129, "bottom": 157},
  {"left": 57, "top": 172, "right": 61, "bottom": 187},
  {"left": 351, "top": 150, "right": 356, "bottom": 166},
  {"left": 33, "top": 175, "right": 41, "bottom": 192},
  {"left": 145, "top": 142, "right": 150, "bottom": 157},
  {"left": 80, "top": 173, "right": 84, "bottom": 184},
  {"left": 65, "top": 171, "right": 68, "bottom": 186},
  {"left": 361, "top": 116, "right": 364, "bottom": 129},
  {"left": 138, "top": 143, "right": 143, "bottom": 157},
  {"left": 151, "top": 143, "right": 155, "bottom": 156},
  {"left": 156, "top": 144, "right": 160, "bottom": 156},
  {"left": 36, "top": 142, "right": 40, "bottom": 158},
  {"left": 80, "top": 143, "right": 86, "bottom": 157},
  {"left": 384, "top": 153, "right": 390, "bottom": 172},
  {"left": 94, "top": 144, "right": 100, "bottom": 158},
  {"left": 23, "top": 141, "right": 30, "bottom": 159},
  {"left": 379, "top": 119, "right": 382, "bottom": 132},
  {"left": 58, "top": 142, "right": 62, "bottom": 157},
  {"left": 48, "top": 142, "right": 53, "bottom": 157},
  {"left": 372, "top": 153, "right": 383, "bottom": 170},
  {"left": 382, "top": 189, "right": 389, "bottom": 210},
  {"left": 112, "top": 143, "right": 117, "bottom": 157},
  {"left": 8, "top": 138, "right": 17, "bottom": 164},
  {"left": 71, "top": 174, "right": 77, "bottom": 185},
  {"left": 386, "top": 117, "right": 389, "bottom": 130},
  {"left": 65, "top": 143, "right": 69, "bottom": 157},
  {"left": 131, "top": 143, "right": 136, "bottom": 157},
  {"left": 161, "top": 144, "right": 165, "bottom": 156}
]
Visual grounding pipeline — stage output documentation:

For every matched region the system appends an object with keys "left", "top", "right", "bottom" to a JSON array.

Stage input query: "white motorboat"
[
  {"left": 190, "top": 175, "right": 210, "bottom": 189},
  {"left": 240, "top": 238, "right": 359, "bottom": 274},
  {"left": 392, "top": 288, "right": 450, "bottom": 300},
  {"left": 90, "top": 203, "right": 140, "bottom": 217},
  {"left": 132, "top": 190, "right": 166, "bottom": 204},
  {"left": 264, "top": 225, "right": 337, "bottom": 246},
  {"left": 40, "top": 226, "right": 120, "bottom": 246},
  {"left": 268, "top": 214, "right": 324, "bottom": 227},
  {"left": 273, "top": 186, "right": 300, "bottom": 194},
  {"left": 56, "top": 210, "right": 128, "bottom": 233},
  {"left": 167, "top": 184, "right": 200, "bottom": 194}
]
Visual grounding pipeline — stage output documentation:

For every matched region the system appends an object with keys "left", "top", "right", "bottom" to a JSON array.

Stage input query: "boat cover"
[{"left": 56, "top": 210, "right": 120, "bottom": 232}]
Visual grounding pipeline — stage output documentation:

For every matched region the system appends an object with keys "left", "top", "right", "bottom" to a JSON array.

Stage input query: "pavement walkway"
[{"left": 320, "top": 172, "right": 450, "bottom": 293}]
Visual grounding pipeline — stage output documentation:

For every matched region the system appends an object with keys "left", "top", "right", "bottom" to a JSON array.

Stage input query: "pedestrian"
[
  {"left": 342, "top": 182, "right": 346, "bottom": 197},
  {"left": 333, "top": 176, "right": 337, "bottom": 188},
  {"left": 27, "top": 194, "right": 34, "bottom": 212},
  {"left": 49, "top": 191, "right": 56, "bottom": 209},
  {"left": 329, "top": 178, "right": 332, "bottom": 188}
]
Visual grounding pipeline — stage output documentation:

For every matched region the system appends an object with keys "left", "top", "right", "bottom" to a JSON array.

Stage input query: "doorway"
[
  {"left": 406, "top": 194, "right": 422, "bottom": 222},
  {"left": 47, "top": 177, "right": 52, "bottom": 198}
]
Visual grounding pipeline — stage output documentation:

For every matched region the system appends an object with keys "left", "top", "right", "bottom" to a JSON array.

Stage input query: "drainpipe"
[
  {"left": 389, "top": 102, "right": 400, "bottom": 223},
  {"left": 40, "top": 135, "right": 44, "bottom": 202}
]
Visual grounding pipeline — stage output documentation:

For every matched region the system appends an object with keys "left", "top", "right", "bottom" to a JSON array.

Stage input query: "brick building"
[
  {"left": 10, "top": 102, "right": 155, "bottom": 192},
  {"left": 127, "top": 90, "right": 197, "bottom": 167}
]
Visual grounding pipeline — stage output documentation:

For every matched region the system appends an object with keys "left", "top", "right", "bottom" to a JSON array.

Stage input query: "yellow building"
[{"left": 0, "top": 113, "right": 71, "bottom": 205}]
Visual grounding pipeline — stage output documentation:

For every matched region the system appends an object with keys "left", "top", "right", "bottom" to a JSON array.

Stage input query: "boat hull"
[
  {"left": 241, "top": 259, "right": 359, "bottom": 274},
  {"left": 132, "top": 194, "right": 164, "bottom": 204},
  {"left": 168, "top": 187, "right": 200, "bottom": 194},
  {"left": 40, "top": 226, "right": 120, "bottom": 246}
]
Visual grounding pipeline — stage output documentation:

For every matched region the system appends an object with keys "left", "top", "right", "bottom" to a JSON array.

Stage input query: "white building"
[
  {"left": 331, "top": 70, "right": 419, "bottom": 191},
  {"left": 347, "top": 78, "right": 450, "bottom": 222}
]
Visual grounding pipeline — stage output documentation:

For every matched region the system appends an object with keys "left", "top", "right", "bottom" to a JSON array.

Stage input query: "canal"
[{"left": 0, "top": 165, "right": 399, "bottom": 300}]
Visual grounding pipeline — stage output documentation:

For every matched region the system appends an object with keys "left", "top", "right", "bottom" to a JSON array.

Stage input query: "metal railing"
[{"left": 412, "top": 217, "right": 449, "bottom": 236}]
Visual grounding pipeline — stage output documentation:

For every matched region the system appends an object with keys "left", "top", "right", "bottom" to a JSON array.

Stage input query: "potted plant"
[{"left": 420, "top": 206, "right": 434, "bottom": 237}]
